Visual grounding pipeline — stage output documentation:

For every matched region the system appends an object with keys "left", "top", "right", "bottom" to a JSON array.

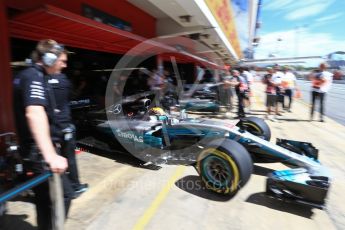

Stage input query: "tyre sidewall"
[{"left": 197, "top": 139, "right": 253, "bottom": 195}]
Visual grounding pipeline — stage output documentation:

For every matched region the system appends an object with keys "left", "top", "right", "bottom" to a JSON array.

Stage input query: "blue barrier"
[{"left": 0, "top": 171, "right": 51, "bottom": 203}]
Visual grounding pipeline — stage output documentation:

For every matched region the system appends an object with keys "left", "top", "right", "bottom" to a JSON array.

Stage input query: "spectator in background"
[
  {"left": 148, "top": 68, "right": 163, "bottom": 91},
  {"left": 263, "top": 67, "right": 279, "bottom": 121},
  {"left": 272, "top": 65, "right": 284, "bottom": 115},
  {"left": 231, "top": 69, "right": 249, "bottom": 118},
  {"left": 165, "top": 69, "right": 178, "bottom": 87},
  {"left": 200, "top": 69, "right": 215, "bottom": 83},
  {"left": 249, "top": 66, "right": 258, "bottom": 81},
  {"left": 240, "top": 66, "right": 253, "bottom": 112},
  {"left": 221, "top": 71, "right": 234, "bottom": 114},
  {"left": 160, "top": 70, "right": 179, "bottom": 111},
  {"left": 281, "top": 66, "right": 298, "bottom": 112},
  {"left": 148, "top": 68, "right": 165, "bottom": 104},
  {"left": 112, "top": 74, "right": 128, "bottom": 100},
  {"left": 309, "top": 63, "right": 333, "bottom": 122}
]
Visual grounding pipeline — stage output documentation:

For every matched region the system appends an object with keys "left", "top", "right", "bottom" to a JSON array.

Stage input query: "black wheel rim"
[{"left": 202, "top": 155, "right": 233, "bottom": 188}]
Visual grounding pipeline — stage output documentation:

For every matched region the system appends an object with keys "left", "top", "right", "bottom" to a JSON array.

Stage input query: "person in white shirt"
[
  {"left": 221, "top": 71, "right": 234, "bottom": 113},
  {"left": 272, "top": 65, "right": 284, "bottom": 116},
  {"left": 263, "top": 67, "right": 279, "bottom": 121},
  {"left": 249, "top": 68, "right": 258, "bottom": 81},
  {"left": 148, "top": 68, "right": 163, "bottom": 91},
  {"left": 281, "top": 66, "right": 297, "bottom": 112},
  {"left": 309, "top": 63, "right": 333, "bottom": 122},
  {"left": 240, "top": 66, "right": 253, "bottom": 112}
]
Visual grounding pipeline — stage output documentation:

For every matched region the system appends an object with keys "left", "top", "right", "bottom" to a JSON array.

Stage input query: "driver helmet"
[
  {"left": 148, "top": 107, "right": 168, "bottom": 121},
  {"left": 148, "top": 107, "right": 166, "bottom": 116}
]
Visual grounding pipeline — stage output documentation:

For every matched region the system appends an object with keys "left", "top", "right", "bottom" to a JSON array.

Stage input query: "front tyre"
[{"left": 197, "top": 139, "right": 253, "bottom": 196}]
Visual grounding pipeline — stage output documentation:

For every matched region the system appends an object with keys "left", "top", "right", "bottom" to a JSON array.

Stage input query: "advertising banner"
[{"left": 205, "top": 0, "right": 242, "bottom": 58}]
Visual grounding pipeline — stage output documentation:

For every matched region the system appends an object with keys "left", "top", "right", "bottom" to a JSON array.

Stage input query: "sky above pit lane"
[{"left": 254, "top": 0, "right": 345, "bottom": 66}]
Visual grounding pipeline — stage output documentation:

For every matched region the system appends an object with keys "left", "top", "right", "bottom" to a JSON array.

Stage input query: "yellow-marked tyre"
[
  {"left": 239, "top": 116, "right": 271, "bottom": 141},
  {"left": 197, "top": 139, "right": 253, "bottom": 196}
]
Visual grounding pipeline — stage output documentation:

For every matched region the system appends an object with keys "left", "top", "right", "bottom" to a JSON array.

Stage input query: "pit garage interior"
[{"left": 2, "top": 0, "right": 257, "bottom": 135}]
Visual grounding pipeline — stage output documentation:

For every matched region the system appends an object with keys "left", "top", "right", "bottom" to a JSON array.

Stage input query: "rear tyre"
[
  {"left": 239, "top": 116, "right": 271, "bottom": 141},
  {"left": 197, "top": 139, "right": 253, "bottom": 196}
]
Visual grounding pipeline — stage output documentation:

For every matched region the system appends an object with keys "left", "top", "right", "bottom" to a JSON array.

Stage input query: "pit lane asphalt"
[{"left": 3, "top": 82, "right": 345, "bottom": 230}]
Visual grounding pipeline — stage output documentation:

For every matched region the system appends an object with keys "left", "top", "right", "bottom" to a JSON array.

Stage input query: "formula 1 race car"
[{"left": 74, "top": 106, "right": 330, "bottom": 209}]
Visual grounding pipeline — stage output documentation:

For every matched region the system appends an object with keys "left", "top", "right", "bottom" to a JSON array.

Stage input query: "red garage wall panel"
[
  {"left": 0, "top": 1, "right": 14, "bottom": 133},
  {"left": 6, "top": 0, "right": 156, "bottom": 38},
  {"left": 3, "top": 0, "right": 156, "bottom": 133}
]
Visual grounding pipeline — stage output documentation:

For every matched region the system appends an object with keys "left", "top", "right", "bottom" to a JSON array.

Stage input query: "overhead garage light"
[
  {"left": 201, "top": 34, "right": 210, "bottom": 39},
  {"left": 179, "top": 15, "right": 192, "bottom": 23},
  {"left": 197, "top": 49, "right": 221, "bottom": 54},
  {"left": 189, "top": 33, "right": 200, "bottom": 40}
]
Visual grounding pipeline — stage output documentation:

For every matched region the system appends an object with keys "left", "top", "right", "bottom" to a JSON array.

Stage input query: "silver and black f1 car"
[{"left": 73, "top": 104, "right": 330, "bottom": 209}]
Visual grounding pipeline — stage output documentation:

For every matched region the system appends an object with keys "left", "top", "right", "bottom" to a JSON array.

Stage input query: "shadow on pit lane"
[
  {"left": 249, "top": 109, "right": 268, "bottom": 113},
  {"left": 175, "top": 175, "right": 234, "bottom": 202},
  {"left": 276, "top": 118, "right": 311, "bottom": 122},
  {"left": 245, "top": 192, "right": 314, "bottom": 218},
  {"left": 9, "top": 193, "right": 35, "bottom": 204},
  {"left": 0, "top": 214, "right": 36, "bottom": 230},
  {"left": 82, "top": 147, "right": 162, "bottom": 171},
  {"left": 253, "top": 165, "right": 275, "bottom": 176},
  {"left": 246, "top": 112, "right": 266, "bottom": 116}
]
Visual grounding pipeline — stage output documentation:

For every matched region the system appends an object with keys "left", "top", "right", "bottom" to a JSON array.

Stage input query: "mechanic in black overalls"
[
  {"left": 13, "top": 39, "right": 73, "bottom": 230},
  {"left": 49, "top": 73, "right": 88, "bottom": 198}
]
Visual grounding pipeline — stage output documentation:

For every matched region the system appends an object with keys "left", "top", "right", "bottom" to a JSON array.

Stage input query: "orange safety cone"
[
  {"left": 294, "top": 89, "right": 302, "bottom": 98},
  {"left": 75, "top": 148, "right": 82, "bottom": 155}
]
